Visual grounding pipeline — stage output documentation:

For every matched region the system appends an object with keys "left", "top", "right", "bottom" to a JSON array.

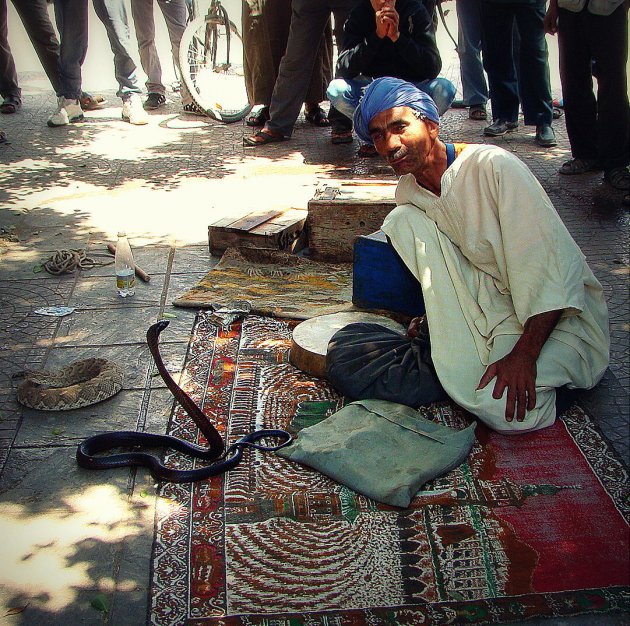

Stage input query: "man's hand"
[
  {"left": 477, "top": 309, "right": 563, "bottom": 423},
  {"left": 380, "top": 5, "right": 400, "bottom": 42},
  {"left": 477, "top": 346, "right": 537, "bottom": 422},
  {"left": 374, "top": 1, "right": 399, "bottom": 40}
]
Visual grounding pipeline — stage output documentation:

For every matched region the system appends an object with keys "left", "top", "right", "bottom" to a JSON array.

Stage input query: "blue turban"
[{"left": 353, "top": 77, "right": 439, "bottom": 144}]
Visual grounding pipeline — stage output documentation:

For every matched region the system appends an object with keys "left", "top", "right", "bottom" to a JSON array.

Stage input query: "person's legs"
[
  {"left": 415, "top": 77, "right": 456, "bottom": 116},
  {"left": 155, "top": 0, "right": 191, "bottom": 105},
  {"left": 265, "top": 0, "right": 331, "bottom": 137},
  {"left": 130, "top": 0, "right": 163, "bottom": 97},
  {"left": 47, "top": 0, "right": 87, "bottom": 126},
  {"left": 92, "top": 0, "right": 142, "bottom": 100},
  {"left": 480, "top": 2, "right": 519, "bottom": 124},
  {"left": 587, "top": 5, "right": 629, "bottom": 177},
  {"left": 455, "top": 0, "right": 487, "bottom": 107},
  {"left": 53, "top": 0, "right": 88, "bottom": 99},
  {"left": 512, "top": 0, "right": 553, "bottom": 127},
  {"left": 11, "top": 0, "right": 60, "bottom": 93},
  {"left": 0, "top": 0, "right": 21, "bottom": 103},
  {"left": 557, "top": 8, "right": 598, "bottom": 162}
]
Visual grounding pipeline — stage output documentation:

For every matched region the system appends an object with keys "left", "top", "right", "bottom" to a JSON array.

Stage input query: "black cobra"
[{"left": 76, "top": 320, "right": 292, "bottom": 482}]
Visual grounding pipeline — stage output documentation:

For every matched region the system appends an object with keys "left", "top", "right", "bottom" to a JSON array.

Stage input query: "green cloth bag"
[{"left": 277, "top": 399, "right": 476, "bottom": 508}]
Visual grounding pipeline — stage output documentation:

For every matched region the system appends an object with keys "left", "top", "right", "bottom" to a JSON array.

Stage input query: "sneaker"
[
  {"left": 483, "top": 119, "right": 518, "bottom": 137},
  {"left": 122, "top": 94, "right": 149, "bottom": 125},
  {"left": 144, "top": 92, "right": 166, "bottom": 110},
  {"left": 604, "top": 167, "right": 630, "bottom": 191},
  {"left": 535, "top": 124, "right": 557, "bottom": 147},
  {"left": 47, "top": 96, "right": 84, "bottom": 127}
]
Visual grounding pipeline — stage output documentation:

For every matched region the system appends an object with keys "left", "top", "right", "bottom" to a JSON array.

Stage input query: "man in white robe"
[{"left": 353, "top": 77, "right": 609, "bottom": 433}]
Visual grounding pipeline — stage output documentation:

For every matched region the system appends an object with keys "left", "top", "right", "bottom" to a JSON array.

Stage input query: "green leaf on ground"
[{"left": 90, "top": 594, "right": 109, "bottom": 614}]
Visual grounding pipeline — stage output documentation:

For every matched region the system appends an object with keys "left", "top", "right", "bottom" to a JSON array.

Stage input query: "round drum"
[{"left": 290, "top": 312, "right": 405, "bottom": 378}]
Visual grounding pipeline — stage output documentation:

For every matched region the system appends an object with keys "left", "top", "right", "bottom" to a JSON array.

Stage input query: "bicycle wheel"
[{"left": 179, "top": 11, "right": 251, "bottom": 123}]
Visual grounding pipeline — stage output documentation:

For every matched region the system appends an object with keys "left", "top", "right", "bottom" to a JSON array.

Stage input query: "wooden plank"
[
  {"left": 226, "top": 209, "right": 284, "bottom": 232},
  {"left": 208, "top": 208, "right": 307, "bottom": 255}
]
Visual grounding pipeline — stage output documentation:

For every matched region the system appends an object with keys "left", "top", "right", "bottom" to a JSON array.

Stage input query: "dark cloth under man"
[
  {"left": 327, "top": 0, "right": 455, "bottom": 140},
  {"left": 480, "top": 0, "right": 557, "bottom": 147}
]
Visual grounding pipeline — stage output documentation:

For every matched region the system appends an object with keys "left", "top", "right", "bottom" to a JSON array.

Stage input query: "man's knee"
[
  {"left": 424, "top": 78, "right": 456, "bottom": 115},
  {"left": 327, "top": 78, "right": 352, "bottom": 104},
  {"left": 472, "top": 387, "right": 557, "bottom": 434}
]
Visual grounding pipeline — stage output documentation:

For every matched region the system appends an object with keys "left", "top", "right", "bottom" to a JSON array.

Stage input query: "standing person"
[
  {"left": 453, "top": 0, "right": 488, "bottom": 120},
  {"left": 242, "top": 0, "right": 333, "bottom": 128},
  {"left": 1, "top": 0, "right": 58, "bottom": 113},
  {"left": 339, "top": 77, "right": 610, "bottom": 432},
  {"left": 243, "top": 0, "right": 358, "bottom": 146},
  {"left": 130, "top": 0, "right": 193, "bottom": 112},
  {"left": 92, "top": 0, "right": 148, "bottom": 125},
  {"left": 47, "top": 0, "right": 89, "bottom": 127},
  {"left": 544, "top": 0, "right": 629, "bottom": 191},
  {"left": 326, "top": 0, "right": 455, "bottom": 152},
  {"left": 480, "top": 0, "right": 556, "bottom": 147},
  {"left": 0, "top": 0, "right": 105, "bottom": 114}
]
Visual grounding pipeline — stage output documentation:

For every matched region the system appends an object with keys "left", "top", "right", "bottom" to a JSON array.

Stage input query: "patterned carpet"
[{"left": 150, "top": 315, "right": 629, "bottom": 626}]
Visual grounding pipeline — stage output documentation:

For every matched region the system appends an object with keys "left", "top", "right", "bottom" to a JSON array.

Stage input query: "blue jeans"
[
  {"left": 53, "top": 0, "right": 89, "bottom": 99},
  {"left": 92, "top": 0, "right": 142, "bottom": 99},
  {"left": 327, "top": 75, "right": 456, "bottom": 126},
  {"left": 455, "top": 0, "right": 487, "bottom": 107}
]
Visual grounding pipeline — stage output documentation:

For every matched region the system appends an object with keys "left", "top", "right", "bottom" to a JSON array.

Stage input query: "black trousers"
[
  {"left": 558, "top": 4, "right": 629, "bottom": 171},
  {"left": 481, "top": 0, "right": 553, "bottom": 126}
]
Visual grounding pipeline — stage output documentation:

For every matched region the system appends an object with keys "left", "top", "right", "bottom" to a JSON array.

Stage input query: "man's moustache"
[{"left": 387, "top": 148, "right": 407, "bottom": 164}]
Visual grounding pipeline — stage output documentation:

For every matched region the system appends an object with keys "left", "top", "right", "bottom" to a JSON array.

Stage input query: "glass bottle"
[{"left": 115, "top": 232, "right": 136, "bottom": 298}]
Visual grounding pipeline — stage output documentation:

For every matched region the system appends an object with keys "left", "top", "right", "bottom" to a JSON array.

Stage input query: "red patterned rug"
[{"left": 149, "top": 315, "right": 630, "bottom": 625}]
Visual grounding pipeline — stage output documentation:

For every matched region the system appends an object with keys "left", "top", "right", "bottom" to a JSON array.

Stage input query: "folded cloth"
[
  {"left": 277, "top": 398, "right": 476, "bottom": 507},
  {"left": 326, "top": 322, "right": 446, "bottom": 407}
]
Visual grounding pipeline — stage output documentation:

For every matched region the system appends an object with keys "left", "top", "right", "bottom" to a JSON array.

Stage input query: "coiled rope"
[{"left": 42, "top": 249, "right": 113, "bottom": 275}]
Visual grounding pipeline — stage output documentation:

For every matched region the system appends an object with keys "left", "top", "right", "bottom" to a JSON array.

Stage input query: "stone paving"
[{"left": 0, "top": 78, "right": 628, "bottom": 625}]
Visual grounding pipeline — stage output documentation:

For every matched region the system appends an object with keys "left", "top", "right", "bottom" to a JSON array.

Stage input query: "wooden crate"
[
  {"left": 208, "top": 208, "right": 307, "bottom": 256},
  {"left": 307, "top": 180, "right": 396, "bottom": 262},
  {"left": 353, "top": 230, "right": 425, "bottom": 318}
]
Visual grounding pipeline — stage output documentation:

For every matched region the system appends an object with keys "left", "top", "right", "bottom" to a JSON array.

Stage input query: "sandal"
[
  {"left": 331, "top": 129, "right": 353, "bottom": 144},
  {"left": 604, "top": 167, "right": 630, "bottom": 191},
  {"left": 468, "top": 105, "right": 487, "bottom": 121},
  {"left": 79, "top": 92, "right": 107, "bottom": 111},
  {"left": 553, "top": 106, "right": 563, "bottom": 119},
  {"left": 243, "top": 128, "right": 285, "bottom": 147},
  {"left": 0, "top": 96, "right": 21, "bottom": 114},
  {"left": 304, "top": 106, "right": 330, "bottom": 127},
  {"left": 246, "top": 106, "right": 269, "bottom": 127},
  {"left": 559, "top": 158, "right": 597, "bottom": 175},
  {"left": 182, "top": 101, "right": 206, "bottom": 115}
]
